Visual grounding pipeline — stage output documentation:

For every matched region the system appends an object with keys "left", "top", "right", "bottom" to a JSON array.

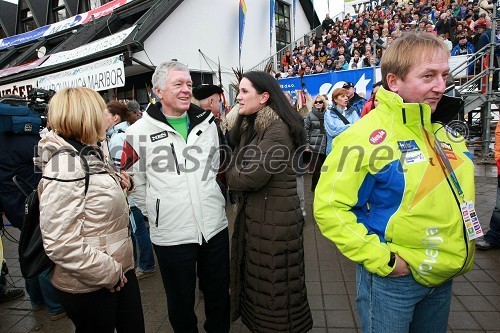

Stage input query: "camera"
[
  {"left": 27, "top": 88, "right": 55, "bottom": 114},
  {"left": 0, "top": 88, "right": 54, "bottom": 134}
]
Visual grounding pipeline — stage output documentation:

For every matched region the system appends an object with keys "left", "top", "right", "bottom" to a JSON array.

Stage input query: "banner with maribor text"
[{"left": 37, "top": 55, "right": 125, "bottom": 92}]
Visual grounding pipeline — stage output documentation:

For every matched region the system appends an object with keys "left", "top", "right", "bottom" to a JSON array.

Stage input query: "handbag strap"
[
  {"left": 12, "top": 175, "right": 34, "bottom": 197},
  {"left": 331, "top": 107, "right": 350, "bottom": 125}
]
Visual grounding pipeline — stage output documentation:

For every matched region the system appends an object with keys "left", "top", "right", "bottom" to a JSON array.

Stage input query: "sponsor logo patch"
[
  {"left": 404, "top": 151, "right": 427, "bottom": 165},
  {"left": 369, "top": 129, "right": 386, "bottom": 145},
  {"left": 444, "top": 125, "right": 460, "bottom": 138},
  {"left": 150, "top": 131, "right": 168, "bottom": 142},
  {"left": 445, "top": 151, "right": 457, "bottom": 160},
  {"left": 440, "top": 142, "right": 453, "bottom": 151},
  {"left": 397, "top": 140, "right": 420, "bottom": 153}
]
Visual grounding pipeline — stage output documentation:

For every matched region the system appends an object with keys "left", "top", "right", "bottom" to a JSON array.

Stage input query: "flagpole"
[
  {"left": 292, "top": 0, "right": 296, "bottom": 44},
  {"left": 311, "top": 0, "right": 314, "bottom": 30}
]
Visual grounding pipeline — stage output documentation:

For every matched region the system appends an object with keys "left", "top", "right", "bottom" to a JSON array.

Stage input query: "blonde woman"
[
  {"left": 36, "top": 87, "right": 144, "bottom": 333},
  {"left": 304, "top": 94, "right": 328, "bottom": 191}
]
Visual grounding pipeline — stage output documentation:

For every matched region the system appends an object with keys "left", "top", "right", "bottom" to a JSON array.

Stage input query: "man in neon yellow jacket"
[{"left": 314, "top": 32, "right": 476, "bottom": 333}]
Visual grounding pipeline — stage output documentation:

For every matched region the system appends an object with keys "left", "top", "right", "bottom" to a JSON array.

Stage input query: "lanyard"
[
  {"left": 427, "top": 130, "right": 465, "bottom": 199},
  {"left": 424, "top": 129, "right": 483, "bottom": 241}
]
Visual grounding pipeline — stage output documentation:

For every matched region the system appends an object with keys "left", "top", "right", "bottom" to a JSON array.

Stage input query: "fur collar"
[{"left": 241, "top": 106, "right": 280, "bottom": 134}]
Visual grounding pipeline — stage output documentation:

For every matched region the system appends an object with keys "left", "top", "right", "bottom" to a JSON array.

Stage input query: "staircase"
[{"left": 452, "top": 12, "right": 500, "bottom": 161}]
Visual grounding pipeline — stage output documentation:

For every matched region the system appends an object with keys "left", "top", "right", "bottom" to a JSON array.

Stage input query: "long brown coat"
[{"left": 227, "top": 106, "right": 312, "bottom": 333}]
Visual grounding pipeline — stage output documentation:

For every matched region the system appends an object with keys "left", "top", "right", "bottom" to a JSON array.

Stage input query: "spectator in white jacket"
[{"left": 123, "top": 61, "right": 230, "bottom": 333}]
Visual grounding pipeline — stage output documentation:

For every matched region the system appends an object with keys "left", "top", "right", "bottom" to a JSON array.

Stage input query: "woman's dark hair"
[
  {"left": 231, "top": 71, "right": 306, "bottom": 148},
  {"left": 107, "top": 100, "right": 136, "bottom": 125}
]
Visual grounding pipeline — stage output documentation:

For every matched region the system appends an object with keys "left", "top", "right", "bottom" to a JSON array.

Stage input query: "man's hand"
[{"left": 388, "top": 253, "right": 411, "bottom": 277}]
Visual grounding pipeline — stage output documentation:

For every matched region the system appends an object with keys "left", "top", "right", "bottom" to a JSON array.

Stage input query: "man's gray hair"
[{"left": 152, "top": 61, "right": 190, "bottom": 90}]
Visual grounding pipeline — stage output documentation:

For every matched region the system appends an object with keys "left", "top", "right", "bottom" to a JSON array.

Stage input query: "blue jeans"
[
  {"left": 154, "top": 228, "right": 230, "bottom": 333},
  {"left": 25, "top": 266, "right": 64, "bottom": 315},
  {"left": 130, "top": 206, "right": 155, "bottom": 272},
  {"left": 356, "top": 264, "right": 453, "bottom": 333},
  {"left": 485, "top": 180, "right": 500, "bottom": 245}
]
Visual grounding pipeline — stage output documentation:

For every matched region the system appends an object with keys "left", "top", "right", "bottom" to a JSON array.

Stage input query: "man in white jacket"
[{"left": 122, "top": 61, "right": 230, "bottom": 333}]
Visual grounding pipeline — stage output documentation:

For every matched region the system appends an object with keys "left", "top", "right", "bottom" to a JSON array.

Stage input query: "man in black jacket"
[
  {"left": 322, "top": 14, "right": 334, "bottom": 32},
  {"left": 192, "top": 84, "right": 230, "bottom": 201},
  {"left": 0, "top": 96, "right": 65, "bottom": 319},
  {"left": 343, "top": 82, "right": 367, "bottom": 116}
]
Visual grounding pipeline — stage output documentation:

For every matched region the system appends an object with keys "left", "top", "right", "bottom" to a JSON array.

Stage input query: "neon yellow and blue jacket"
[{"left": 314, "top": 87, "right": 476, "bottom": 287}]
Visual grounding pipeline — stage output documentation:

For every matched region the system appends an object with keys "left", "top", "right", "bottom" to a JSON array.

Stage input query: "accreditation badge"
[{"left": 460, "top": 201, "right": 483, "bottom": 241}]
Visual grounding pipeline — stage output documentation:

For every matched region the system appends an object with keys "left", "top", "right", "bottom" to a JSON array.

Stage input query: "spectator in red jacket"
[
  {"left": 360, "top": 81, "right": 382, "bottom": 118},
  {"left": 281, "top": 49, "right": 293, "bottom": 68}
]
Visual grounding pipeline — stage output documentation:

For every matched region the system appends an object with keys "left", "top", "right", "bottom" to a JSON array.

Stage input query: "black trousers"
[
  {"left": 311, "top": 152, "right": 327, "bottom": 192},
  {"left": 58, "top": 269, "right": 144, "bottom": 333},
  {"left": 154, "top": 228, "right": 230, "bottom": 333}
]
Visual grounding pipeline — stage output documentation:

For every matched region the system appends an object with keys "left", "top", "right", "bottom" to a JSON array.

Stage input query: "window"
[
  {"left": 20, "top": 0, "right": 36, "bottom": 33},
  {"left": 51, "top": 0, "right": 68, "bottom": 23},
  {"left": 275, "top": 1, "right": 291, "bottom": 52},
  {"left": 0, "top": 26, "right": 6, "bottom": 40}
]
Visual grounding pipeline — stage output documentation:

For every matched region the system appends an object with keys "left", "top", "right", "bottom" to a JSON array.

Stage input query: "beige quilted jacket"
[{"left": 35, "top": 132, "right": 133, "bottom": 293}]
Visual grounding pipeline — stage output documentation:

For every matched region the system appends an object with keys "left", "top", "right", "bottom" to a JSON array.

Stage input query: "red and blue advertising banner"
[
  {"left": 239, "top": 0, "right": 247, "bottom": 64},
  {"left": 0, "top": 0, "right": 133, "bottom": 51},
  {"left": 0, "top": 57, "right": 48, "bottom": 78}
]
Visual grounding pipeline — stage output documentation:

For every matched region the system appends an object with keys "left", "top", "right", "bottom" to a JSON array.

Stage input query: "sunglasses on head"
[{"left": 314, "top": 100, "right": 324, "bottom": 104}]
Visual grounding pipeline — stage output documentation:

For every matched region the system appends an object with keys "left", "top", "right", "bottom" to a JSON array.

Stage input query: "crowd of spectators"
[{"left": 278, "top": 0, "right": 497, "bottom": 79}]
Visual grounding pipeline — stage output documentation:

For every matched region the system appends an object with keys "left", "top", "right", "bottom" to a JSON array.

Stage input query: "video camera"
[{"left": 0, "top": 88, "right": 55, "bottom": 134}]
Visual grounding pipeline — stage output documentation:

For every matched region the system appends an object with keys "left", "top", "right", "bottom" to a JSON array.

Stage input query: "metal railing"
[
  {"left": 451, "top": 45, "right": 497, "bottom": 95},
  {"left": 450, "top": 19, "right": 500, "bottom": 160},
  {"left": 250, "top": 12, "right": 344, "bottom": 72}
]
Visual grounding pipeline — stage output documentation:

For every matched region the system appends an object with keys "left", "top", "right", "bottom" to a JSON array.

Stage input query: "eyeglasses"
[{"left": 314, "top": 101, "right": 324, "bottom": 104}]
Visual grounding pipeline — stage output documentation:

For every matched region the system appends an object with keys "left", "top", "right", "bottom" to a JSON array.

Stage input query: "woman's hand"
[
  {"left": 109, "top": 273, "right": 128, "bottom": 293},
  {"left": 118, "top": 171, "right": 133, "bottom": 191}
]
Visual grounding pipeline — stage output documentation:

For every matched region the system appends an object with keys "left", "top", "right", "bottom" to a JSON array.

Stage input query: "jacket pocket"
[
  {"left": 155, "top": 198, "right": 160, "bottom": 227},
  {"left": 262, "top": 192, "right": 268, "bottom": 223},
  {"left": 170, "top": 143, "right": 180, "bottom": 175}
]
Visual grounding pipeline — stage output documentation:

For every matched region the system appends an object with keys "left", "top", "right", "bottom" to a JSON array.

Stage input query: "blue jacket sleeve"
[{"left": 325, "top": 109, "right": 349, "bottom": 138}]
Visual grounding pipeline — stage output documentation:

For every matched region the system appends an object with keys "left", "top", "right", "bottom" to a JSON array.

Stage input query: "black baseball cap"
[{"left": 342, "top": 82, "right": 355, "bottom": 89}]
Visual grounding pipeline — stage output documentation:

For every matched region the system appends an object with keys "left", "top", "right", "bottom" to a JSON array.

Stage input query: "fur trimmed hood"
[{"left": 241, "top": 106, "right": 281, "bottom": 134}]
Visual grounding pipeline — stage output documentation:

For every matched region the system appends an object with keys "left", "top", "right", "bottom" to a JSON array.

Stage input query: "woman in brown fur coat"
[{"left": 227, "top": 71, "right": 312, "bottom": 332}]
